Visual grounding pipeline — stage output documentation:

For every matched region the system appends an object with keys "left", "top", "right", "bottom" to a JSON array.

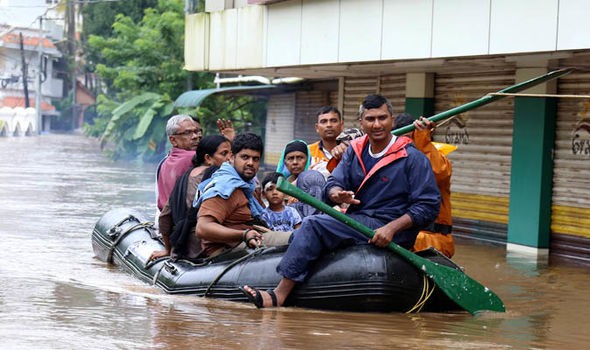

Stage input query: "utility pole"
[
  {"left": 67, "top": 0, "right": 77, "bottom": 129},
  {"left": 35, "top": 17, "right": 43, "bottom": 134},
  {"left": 19, "top": 32, "right": 30, "bottom": 108}
]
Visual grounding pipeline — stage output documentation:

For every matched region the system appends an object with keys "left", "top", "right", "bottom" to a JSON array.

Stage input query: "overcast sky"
[{"left": 0, "top": 0, "right": 53, "bottom": 28}]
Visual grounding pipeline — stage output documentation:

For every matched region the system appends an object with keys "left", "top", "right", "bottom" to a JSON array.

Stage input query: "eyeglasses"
[{"left": 173, "top": 128, "right": 202, "bottom": 137}]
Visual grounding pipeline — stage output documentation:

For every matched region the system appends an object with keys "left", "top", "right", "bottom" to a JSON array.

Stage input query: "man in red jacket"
[{"left": 239, "top": 94, "right": 440, "bottom": 308}]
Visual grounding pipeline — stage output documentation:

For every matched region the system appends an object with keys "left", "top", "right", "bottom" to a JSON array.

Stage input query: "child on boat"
[{"left": 260, "top": 172, "right": 302, "bottom": 232}]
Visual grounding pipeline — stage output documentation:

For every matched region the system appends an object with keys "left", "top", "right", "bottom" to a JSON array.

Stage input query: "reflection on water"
[{"left": 0, "top": 134, "right": 589, "bottom": 349}]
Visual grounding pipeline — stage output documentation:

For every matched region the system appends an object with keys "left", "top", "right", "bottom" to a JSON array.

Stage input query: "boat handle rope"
[
  {"left": 107, "top": 215, "right": 140, "bottom": 238},
  {"left": 203, "top": 247, "right": 269, "bottom": 298},
  {"left": 107, "top": 221, "right": 155, "bottom": 263},
  {"left": 152, "top": 263, "right": 165, "bottom": 286},
  {"left": 405, "top": 274, "right": 435, "bottom": 313}
]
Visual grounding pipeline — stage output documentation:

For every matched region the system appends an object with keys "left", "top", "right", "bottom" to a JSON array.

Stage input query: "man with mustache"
[
  {"left": 240, "top": 94, "right": 440, "bottom": 308},
  {"left": 156, "top": 115, "right": 202, "bottom": 211},
  {"left": 308, "top": 106, "right": 344, "bottom": 178},
  {"left": 195, "top": 133, "right": 290, "bottom": 257}
]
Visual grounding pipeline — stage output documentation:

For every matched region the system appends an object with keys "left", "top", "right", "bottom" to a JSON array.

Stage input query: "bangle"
[{"left": 242, "top": 229, "right": 251, "bottom": 242}]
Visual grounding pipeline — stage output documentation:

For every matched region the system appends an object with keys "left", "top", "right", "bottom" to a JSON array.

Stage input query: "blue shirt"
[{"left": 262, "top": 206, "right": 302, "bottom": 231}]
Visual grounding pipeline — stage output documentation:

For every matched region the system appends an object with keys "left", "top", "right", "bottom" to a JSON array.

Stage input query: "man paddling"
[{"left": 240, "top": 94, "right": 440, "bottom": 308}]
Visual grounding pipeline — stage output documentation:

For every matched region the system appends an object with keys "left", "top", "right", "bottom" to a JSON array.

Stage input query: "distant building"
[{"left": 0, "top": 24, "right": 63, "bottom": 134}]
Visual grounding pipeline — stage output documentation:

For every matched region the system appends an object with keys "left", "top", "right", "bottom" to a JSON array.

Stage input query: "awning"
[{"left": 174, "top": 85, "right": 278, "bottom": 108}]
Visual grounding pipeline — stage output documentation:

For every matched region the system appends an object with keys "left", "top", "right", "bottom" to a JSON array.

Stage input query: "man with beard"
[{"left": 195, "top": 133, "right": 290, "bottom": 257}]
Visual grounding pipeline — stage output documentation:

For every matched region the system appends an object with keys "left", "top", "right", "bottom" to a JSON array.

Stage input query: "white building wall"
[
  {"left": 300, "top": 0, "right": 339, "bottom": 65},
  {"left": 382, "top": 0, "right": 432, "bottom": 60},
  {"left": 266, "top": 1, "right": 302, "bottom": 67},
  {"left": 338, "top": 0, "right": 382, "bottom": 63},
  {"left": 431, "top": 0, "right": 490, "bottom": 57},
  {"left": 489, "top": 0, "right": 558, "bottom": 54},
  {"left": 187, "top": 0, "right": 590, "bottom": 71},
  {"left": 557, "top": 0, "right": 590, "bottom": 50}
]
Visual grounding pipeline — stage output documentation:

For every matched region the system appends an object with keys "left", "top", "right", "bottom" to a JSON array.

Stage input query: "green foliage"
[
  {"left": 84, "top": 0, "right": 211, "bottom": 160},
  {"left": 194, "top": 95, "right": 268, "bottom": 137},
  {"left": 82, "top": 0, "right": 267, "bottom": 161},
  {"left": 81, "top": 0, "right": 159, "bottom": 68},
  {"left": 89, "top": 92, "right": 174, "bottom": 161}
]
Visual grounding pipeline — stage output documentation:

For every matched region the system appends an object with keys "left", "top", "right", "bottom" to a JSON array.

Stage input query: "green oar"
[
  {"left": 276, "top": 177, "right": 505, "bottom": 315},
  {"left": 393, "top": 67, "right": 574, "bottom": 135}
]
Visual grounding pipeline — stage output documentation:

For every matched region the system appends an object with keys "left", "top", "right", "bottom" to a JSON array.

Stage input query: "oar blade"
[
  {"left": 423, "top": 260, "right": 506, "bottom": 314},
  {"left": 277, "top": 177, "right": 506, "bottom": 315},
  {"left": 389, "top": 241, "right": 505, "bottom": 314}
]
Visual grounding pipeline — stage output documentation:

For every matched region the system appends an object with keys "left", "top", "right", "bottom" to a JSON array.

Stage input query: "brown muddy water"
[{"left": 0, "top": 133, "right": 589, "bottom": 349}]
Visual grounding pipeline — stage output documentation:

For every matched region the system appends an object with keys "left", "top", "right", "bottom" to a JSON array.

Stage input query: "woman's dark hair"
[
  {"left": 231, "top": 132, "right": 264, "bottom": 156},
  {"left": 201, "top": 165, "right": 220, "bottom": 181},
  {"left": 192, "top": 135, "right": 229, "bottom": 167}
]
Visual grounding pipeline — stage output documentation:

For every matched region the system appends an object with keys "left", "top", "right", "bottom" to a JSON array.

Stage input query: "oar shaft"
[
  {"left": 278, "top": 178, "right": 376, "bottom": 238},
  {"left": 393, "top": 67, "right": 574, "bottom": 135}
]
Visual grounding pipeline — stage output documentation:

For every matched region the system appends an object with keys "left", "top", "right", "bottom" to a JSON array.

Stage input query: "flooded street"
[{"left": 1, "top": 133, "right": 589, "bottom": 349}]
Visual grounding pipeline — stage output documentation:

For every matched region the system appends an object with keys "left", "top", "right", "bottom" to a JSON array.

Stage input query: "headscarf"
[{"left": 276, "top": 139, "right": 311, "bottom": 177}]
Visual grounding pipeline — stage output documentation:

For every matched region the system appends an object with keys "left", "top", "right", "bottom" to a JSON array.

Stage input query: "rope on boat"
[
  {"left": 405, "top": 274, "right": 436, "bottom": 313},
  {"left": 107, "top": 220, "right": 155, "bottom": 262},
  {"left": 152, "top": 263, "right": 166, "bottom": 286},
  {"left": 203, "top": 247, "right": 267, "bottom": 298}
]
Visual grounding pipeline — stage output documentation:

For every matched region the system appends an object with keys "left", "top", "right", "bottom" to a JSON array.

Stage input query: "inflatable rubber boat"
[{"left": 92, "top": 208, "right": 462, "bottom": 313}]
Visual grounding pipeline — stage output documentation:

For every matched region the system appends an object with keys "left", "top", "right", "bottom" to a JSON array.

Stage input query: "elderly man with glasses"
[{"left": 156, "top": 114, "right": 203, "bottom": 212}]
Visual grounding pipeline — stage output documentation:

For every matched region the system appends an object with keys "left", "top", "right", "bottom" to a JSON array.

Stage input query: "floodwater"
[{"left": 0, "top": 133, "right": 589, "bottom": 349}]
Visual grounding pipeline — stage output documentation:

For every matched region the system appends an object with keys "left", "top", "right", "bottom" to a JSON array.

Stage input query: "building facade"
[
  {"left": 0, "top": 24, "right": 63, "bottom": 134},
  {"left": 183, "top": 0, "right": 590, "bottom": 263}
]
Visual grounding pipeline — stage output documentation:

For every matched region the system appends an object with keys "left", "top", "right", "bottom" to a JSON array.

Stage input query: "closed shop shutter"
[
  {"left": 434, "top": 68, "right": 516, "bottom": 241},
  {"left": 294, "top": 91, "right": 329, "bottom": 143},
  {"left": 379, "top": 73, "right": 406, "bottom": 116},
  {"left": 342, "top": 76, "right": 378, "bottom": 125},
  {"left": 265, "top": 93, "right": 295, "bottom": 168},
  {"left": 329, "top": 90, "right": 339, "bottom": 109},
  {"left": 551, "top": 61, "right": 590, "bottom": 262},
  {"left": 342, "top": 74, "right": 405, "bottom": 126}
]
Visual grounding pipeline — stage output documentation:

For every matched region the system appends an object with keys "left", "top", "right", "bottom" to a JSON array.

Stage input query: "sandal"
[{"left": 238, "top": 286, "right": 278, "bottom": 308}]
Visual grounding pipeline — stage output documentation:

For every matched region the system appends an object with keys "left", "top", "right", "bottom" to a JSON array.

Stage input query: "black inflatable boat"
[{"left": 92, "top": 208, "right": 463, "bottom": 313}]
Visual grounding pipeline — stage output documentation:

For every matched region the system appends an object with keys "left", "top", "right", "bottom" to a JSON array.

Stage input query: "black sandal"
[{"left": 238, "top": 286, "right": 278, "bottom": 308}]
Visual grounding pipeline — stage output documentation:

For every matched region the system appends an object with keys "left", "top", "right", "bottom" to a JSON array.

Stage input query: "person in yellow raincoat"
[{"left": 395, "top": 113, "right": 456, "bottom": 258}]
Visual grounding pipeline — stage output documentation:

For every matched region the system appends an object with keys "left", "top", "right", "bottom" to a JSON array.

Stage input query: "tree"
[
  {"left": 83, "top": 0, "right": 266, "bottom": 161},
  {"left": 83, "top": 0, "right": 213, "bottom": 161}
]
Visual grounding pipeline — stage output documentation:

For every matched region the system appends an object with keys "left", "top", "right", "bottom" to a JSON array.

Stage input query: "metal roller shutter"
[
  {"left": 264, "top": 93, "right": 295, "bottom": 168},
  {"left": 551, "top": 62, "right": 590, "bottom": 262},
  {"left": 434, "top": 69, "right": 516, "bottom": 241},
  {"left": 342, "top": 76, "right": 378, "bottom": 125},
  {"left": 379, "top": 73, "right": 406, "bottom": 115},
  {"left": 294, "top": 91, "right": 329, "bottom": 143},
  {"left": 329, "top": 90, "right": 339, "bottom": 108},
  {"left": 342, "top": 74, "right": 405, "bottom": 127}
]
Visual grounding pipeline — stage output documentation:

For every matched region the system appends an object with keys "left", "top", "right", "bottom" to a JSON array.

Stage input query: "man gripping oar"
[{"left": 239, "top": 94, "right": 441, "bottom": 308}]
